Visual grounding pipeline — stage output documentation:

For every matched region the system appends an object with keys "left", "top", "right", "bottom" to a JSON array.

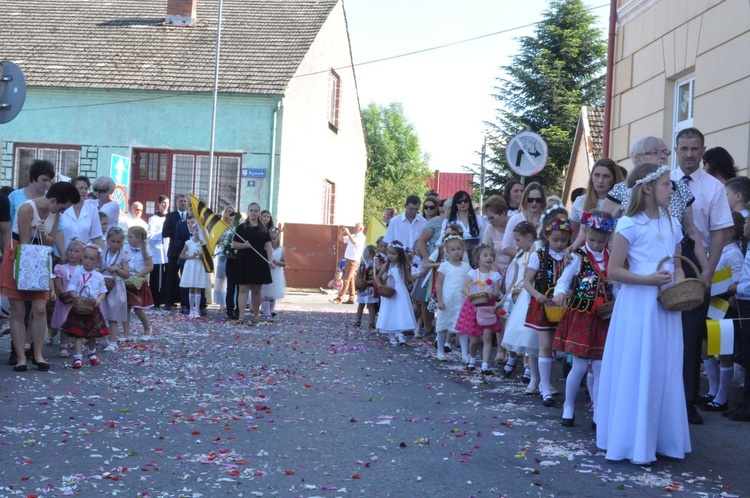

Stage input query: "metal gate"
[{"left": 281, "top": 223, "right": 342, "bottom": 289}]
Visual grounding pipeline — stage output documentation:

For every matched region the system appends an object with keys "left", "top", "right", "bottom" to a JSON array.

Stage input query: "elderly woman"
[
  {"left": 56, "top": 176, "right": 105, "bottom": 260},
  {"left": 599, "top": 136, "right": 711, "bottom": 287},
  {"left": 88, "top": 176, "right": 120, "bottom": 228},
  {"left": 501, "top": 182, "right": 547, "bottom": 258},
  {"left": 1, "top": 182, "right": 80, "bottom": 371}
]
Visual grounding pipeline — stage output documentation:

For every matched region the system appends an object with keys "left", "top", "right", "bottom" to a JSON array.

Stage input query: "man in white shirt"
[
  {"left": 332, "top": 223, "right": 365, "bottom": 304},
  {"left": 384, "top": 195, "right": 425, "bottom": 251},
  {"left": 118, "top": 201, "right": 148, "bottom": 231},
  {"left": 669, "top": 127, "right": 733, "bottom": 425}
]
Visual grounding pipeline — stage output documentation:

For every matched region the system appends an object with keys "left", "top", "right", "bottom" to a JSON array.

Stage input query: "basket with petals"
[
  {"left": 468, "top": 280, "right": 490, "bottom": 306},
  {"left": 73, "top": 297, "right": 96, "bottom": 315},
  {"left": 543, "top": 289, "right": 567, "bottom": 323}
]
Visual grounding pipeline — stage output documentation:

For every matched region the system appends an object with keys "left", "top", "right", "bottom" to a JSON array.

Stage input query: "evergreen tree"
[
  {"left": 484, "top": 0, "right": 606, "bottom": 194},
  {"left": 362, "top": 102, "right": 431, "bottom": 225}
]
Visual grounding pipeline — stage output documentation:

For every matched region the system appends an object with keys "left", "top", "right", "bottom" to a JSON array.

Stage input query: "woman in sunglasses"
[
  {"left": 501, "top": 182, "right": 547, "bottom": 258},
  {"left": 88, "top": 176, "right": 120, "bottom": 229},
  {"left": 438, "top": 191, "right": 486, "bottom": 258}
]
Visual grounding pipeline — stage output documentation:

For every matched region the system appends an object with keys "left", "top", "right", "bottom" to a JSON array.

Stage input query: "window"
[
  {"left": 136, "top": 151, "right": 168, "bottom": 182},
  {"left": 13, "top": 143, "right": 81, "bottom": 186},
  {"left": 673, "top": 75, "right": 694, "bottom": 156},
  {"left": 328, "top": 69, "right": 341, "bottom": 131},
  {"left": 170, "top": 152, "right": 241, "bottom": 211},
  {"left": 323, "top": 180, "right": 335, "bottom": 224}
]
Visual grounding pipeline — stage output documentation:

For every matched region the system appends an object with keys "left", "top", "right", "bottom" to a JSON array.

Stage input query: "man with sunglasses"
[{"left": 384, "top": 195, "right": 425, "bottom": 251}]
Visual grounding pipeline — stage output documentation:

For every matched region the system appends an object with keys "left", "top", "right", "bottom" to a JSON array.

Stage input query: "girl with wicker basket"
[
  {"left": 374, "top": 240, "right": 418, "bottom": 346},
  {"left": 354, "top": 245, "right": 378, "bottom": 329},
  {"left": 455, "top": 244, "right": 502, "bottom": 374},
  {"left": 596, "top": 163, "right": 690, "bottom": 465},
  {"left": 523, "top": 214, "right": 572, "bottom": 407},
  {"left": 51, "top": 239, "right": 84, "bottom": 358},
  {"left": 435, "top": 233, "right": 472, "bottom": 361},
  {"left": 99, "top": 227, "right": 130, "bottom": 348},
  {"left": 62, "top": 243, "right": 109, "bottom": 369},
  {"left": 123, "top": 226, "right": 155, "bottom": 341},
  {"left": 551, "top": 210, "right": 615, "bottom": 427}
]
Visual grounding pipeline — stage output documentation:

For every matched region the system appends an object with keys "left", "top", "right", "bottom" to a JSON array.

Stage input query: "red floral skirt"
[
  {"left": 64, "top": 308, "right": 110, "bottom": 339},
  {"left": 552, "top": 310, "right": 608, "bottom": 359},
  {"left": 127, "top": 281, "right": 154, "bottom": 308},
  {"left": 525, "top": 299, "right": 557, "bottom": 331}
]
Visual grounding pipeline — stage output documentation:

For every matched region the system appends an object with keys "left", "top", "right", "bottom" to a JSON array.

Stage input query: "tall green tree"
[
  {"left": 484, "top": 0, "right": 606, "bottom": 194},
  {"left": 362, "top": 102, "right": 431, "bottom": 225}
]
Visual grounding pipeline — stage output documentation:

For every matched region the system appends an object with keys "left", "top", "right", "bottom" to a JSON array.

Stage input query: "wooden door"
[
  {"left": 282, "top": 223, "right": 341, "bottom": 289},
  {"left": 131, "top": 149, "right": 172, "bottom": 221}
]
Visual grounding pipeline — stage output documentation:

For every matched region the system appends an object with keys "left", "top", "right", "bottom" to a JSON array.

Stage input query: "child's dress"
[
  {"left": 262, "top": 246, "right": 286, "bottom": 300},
  {"left": 356, "top": 259, "right": 377, "bottom": 305},
  {"left": 50, "top": 263, "right": 77, "bottom": 330},
  {"left": 100, "top": 249, "right": 130, "bottom": 322},
  {"left": 375, "top": 266, "right": 417, "bottom": 333},
  {"left": 180, "top": 239, "right": 209, "bottom": 289},
  {"left": 62, "top": 267, "right": 110, "bottom": 339},
  {"left": 524, "top": 248, "right": 566, "bottom": 330},
  {"left": 455, "top": 269, "right": 503, "bottom": 335},
  {"left": 126, "top": 245, "right": 154, "bottom": 308},
  {"left": 552, "top": 245, "right": 612, "bottom": 359},
  {"left": 501, "top": 251, "right": 539, "bottom": 355},
  {"left": 435, "top": 260, "right": 472, "bottom": 332},
  {"left": 596, "top": 213, "right": 691, "bottom": 463}
]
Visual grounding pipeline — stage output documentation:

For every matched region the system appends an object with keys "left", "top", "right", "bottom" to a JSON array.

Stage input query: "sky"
[{"left": 344, "top": 0, "right": 610, "bottom": 173}]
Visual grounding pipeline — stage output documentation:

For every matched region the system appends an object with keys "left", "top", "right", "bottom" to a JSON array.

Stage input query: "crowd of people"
[
  {"left": 1, "top": 165, "right": 287, "bottom": 373},
  {"left": 335, "top": 127, "right": 750, "bottom": 466}
]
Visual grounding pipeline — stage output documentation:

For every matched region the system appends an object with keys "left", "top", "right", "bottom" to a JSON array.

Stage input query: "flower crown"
[
  {"left": 634, "top": 165, "right": 670, "bottom": 186},
  {"left": 443, "top": 234, "right": 463, "bottom": 244},
  {"left": 545, "top": 217, "right": 572, "bottom": 233},
  {"left": 83, "top": 242, "right": 103, "bottom": 256},
  {"left": 388, "top": 241, "right": 404, "bottom": 250},
  {"left": 540, "top": 204, "right": 564, "bottom": 228},
  {"left": 580, "top": 211, "right": 617, "bottom": 233}
]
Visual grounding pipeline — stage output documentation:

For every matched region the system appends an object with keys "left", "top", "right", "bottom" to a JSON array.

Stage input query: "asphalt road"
[{"left": 0, "top": 289, "right": 748, "bottom": 497}]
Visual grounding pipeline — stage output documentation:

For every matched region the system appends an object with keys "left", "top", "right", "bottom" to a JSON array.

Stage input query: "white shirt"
[
  {"left": 87, "top": 199, "right": 120, "bottom": 228},
  {"left": 670, "top": 167, "right": 733, "bottom": 251},
  {"left": 502, "top": 212, "right": 541, "bottom": 253},
  {"left": 438, "top": 216, "right": 487, "bottom": 244},
  {"left": 736, "top": 250, "right": 750, "bottom": 299},
  {"left": 384, "top": 212, "right": 426, "bottom": 250},
  {"left": 67, "top": 266, "right": 107, "bottom": 298},
  {"left": 59, "top": 201, "right": 104, "bottom": 251},
  {"left": 554, "top": 243, "right": 606, "bottom": 296},
  {"left": 342, "top": 231, "right": 366, "bottom": 261},
  {"left": 147, "top": 214, "right": 168, "bottom": 265},
  {"left": 118, "top": 212, "right": 148, "bottom": 231}
]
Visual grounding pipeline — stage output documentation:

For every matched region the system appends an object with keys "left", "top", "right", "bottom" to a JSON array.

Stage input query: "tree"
[
  {"left": 362, "top": 102, "right": 432, "bottom": 225},
  {"left": 483, "top": 0, "right": 606, "bottom": 194}
]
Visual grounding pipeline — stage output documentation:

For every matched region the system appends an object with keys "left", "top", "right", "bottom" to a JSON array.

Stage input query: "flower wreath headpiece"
[
  {"left": 580, "top": 211, "right": 617, "bottom": 233},
  {"left": 443, "top": 234, "right": 463, "bottom": 244},
  {"left": 545, "top": 217, "right": 572, "bottom": 233},
  {"left": 83, "top": 242, "right": 103, "bottom": 256},
  {"left": 634, "top": 165, "right": 670, "bottom": 186},
  {"left": 388, "top": 241, "right": 404, "bottom": 250},
  {"left": 540, "top": 204, "right": 564, "bottom": 229}
]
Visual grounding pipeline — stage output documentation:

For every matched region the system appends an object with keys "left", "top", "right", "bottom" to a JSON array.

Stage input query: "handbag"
[
  {"left": 476, "top": 306, "right": 498, "bottom": 326},
  {"left": 13, "top": 231, "right": 52, "bottom": 292}
]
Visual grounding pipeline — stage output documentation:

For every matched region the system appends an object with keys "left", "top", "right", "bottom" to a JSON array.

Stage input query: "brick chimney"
[{"left": 165, "top": 0, "right": 197, "bottom": 27}]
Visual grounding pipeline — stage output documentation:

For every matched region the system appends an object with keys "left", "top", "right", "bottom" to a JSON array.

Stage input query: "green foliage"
[
  {"left": 362, "top": 102, "right": 432, "bottom": 225},
  {"left": 485, "top": 0, "right": 606, "bottom": 195}
]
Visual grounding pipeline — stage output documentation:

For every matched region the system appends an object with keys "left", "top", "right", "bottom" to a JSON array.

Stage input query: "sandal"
[
  {"left": 59, "top": 347, "right": 70, "bottom": 358},
  {"left": 87, "top": 353, "right": 100, "bottom": 366},
  {"left": 354, "top": 322, "right": 361, "bottom": 328},
  {"left": 72, "top": 358, "right": 83, "bottom": 369}
]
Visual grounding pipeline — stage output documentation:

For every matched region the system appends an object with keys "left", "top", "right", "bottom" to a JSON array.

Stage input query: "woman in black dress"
[{"left": 232, "top": 202, "right": 275, "bottom": 324}]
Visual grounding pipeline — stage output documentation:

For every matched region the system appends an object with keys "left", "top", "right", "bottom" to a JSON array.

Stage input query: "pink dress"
[
  {"left": 51, "top": 263, "right": 77, "bottom": 329},
  {"left": 455, "top": 269, "right": 503, "bottom": 336}
]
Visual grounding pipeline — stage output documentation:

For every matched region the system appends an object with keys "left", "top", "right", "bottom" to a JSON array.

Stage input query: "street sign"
[
  {"left": 110, "top": 154, "right": 131, "bottom": 186},
  {"left": 505, "top": 132, "right": 548, "bottom": 177},
  {"left": 113, "top": 185, "right": 128, "bottom": 214},
  {"left": 0, "top": 61, "right": 27, "bottom": 125},
  {"left": 241, "top": 168, "right": 266, "bottom": 178}
]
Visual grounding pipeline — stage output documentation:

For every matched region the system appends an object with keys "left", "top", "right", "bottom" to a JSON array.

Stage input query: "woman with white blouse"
[
  {"left": 88, "top": 176, "right": 120, "bottom": 229},
  {"left": 56, "top": 176, "right": 105, "bottom": 260}
]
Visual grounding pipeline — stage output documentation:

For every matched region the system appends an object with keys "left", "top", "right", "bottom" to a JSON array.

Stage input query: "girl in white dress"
[
  {"left": 596, "top": 163, "right": 691, "bottom": 465},
  {"left": 180, "top": 219, "right": 209, "bottom": 319},
  {"left": 100, "top": 227, "right": 130, "bottom": 348},
  {"left": 436, "top": 234, "right": 472, "bottom": 361},
  {"left": 261, "top": 228, "right": 286, "bottom": 320},
  {"left": 375, "top": 240, "right": 418, "bottom": 346}
]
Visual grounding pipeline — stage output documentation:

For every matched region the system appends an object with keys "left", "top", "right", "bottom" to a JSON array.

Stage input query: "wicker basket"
[
  {"left": 595, "top": 300, "right": 615, "bottom": 320},
  {"left": 468, "top": 280, "right": 490, "bottom": 306},
  {"left": 72, "top": 297, "right": 97, "bottom": 316},
  {"left": 657, "top": 255, "right": 706, "bottom": 312},
  {"left": 543, "top": 289, "right": 567, "bottom": 323},
  {"left": 104, "top": 277, "right": 115, "bottom": 293},
  {"left": 124, "top": 276, "right": 145, "bottom": 292},
  {"left": 378, "top": 285, "right": 395, "bottom": 298},
  {"left": 58, "top": 291, "right": 75, "bottom": 305}
]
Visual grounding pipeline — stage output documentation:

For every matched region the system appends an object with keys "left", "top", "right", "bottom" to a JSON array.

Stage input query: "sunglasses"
[
  {"left": 227, "top": 213, "right": 236, "bottom": 217},
  {"left": 527, "top": 197, "right": 544, "bottom": 204},
  {"left": 95, "top": 189, "right": 109, "bottom": 194},
  {"left": 423, "top": 204, "right": 436, "bottom": 210},
  {"left": 456, "top": 198, "right": 470, "bottom": 205},
  {"left": 487, "top": 214, "right": 504, "bottom": 222}
]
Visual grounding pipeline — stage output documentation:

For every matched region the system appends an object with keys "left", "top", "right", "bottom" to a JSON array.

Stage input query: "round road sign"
[{"left": 505, "top": 132, "right": 548, "bottom": 177}]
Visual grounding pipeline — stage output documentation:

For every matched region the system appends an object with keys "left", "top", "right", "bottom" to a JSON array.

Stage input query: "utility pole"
[
  {"left": 207, "top": 0, "right": 224, "bottom": 209},
  {"left": 479, "top": 136, "right": 487, "bottom": 208}
]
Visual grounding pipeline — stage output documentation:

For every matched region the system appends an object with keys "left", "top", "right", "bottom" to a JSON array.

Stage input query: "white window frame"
[
  {"left": 170, "top": 152, "right": 241, "bottom": 211},
  {"left": 327, "top": 69, "right": 341, "bottom": 132},
  {"left": 13, "top": 144, "right": 81, "bottom": 186},
  {"left": 672, "top": 75, "right": 695, "bottom": 164}
]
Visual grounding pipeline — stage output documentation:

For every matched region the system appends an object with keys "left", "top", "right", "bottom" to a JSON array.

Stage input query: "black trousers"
[
  {"left": 225, "top": 257, "right": 238, "bottom": 316},
  {"left": 736, "top": 299, "right": 750, "bottom": 404},
  {"left": 149, "top": 263, "right": 166, "bottom": 307},
  {"left": 163, "top": 257, "right": 182, "bottom": 307}
]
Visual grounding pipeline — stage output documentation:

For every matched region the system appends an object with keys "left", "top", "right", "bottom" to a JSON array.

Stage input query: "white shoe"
[
  {"left": 142, "top": 334, "right": 152, "bottom": 342},
  {"left": 436, "top": 352, "right": 447, "bottom": 361},
  {"left": 525, "top": 383, "right": 540, "bottom": 395},
  {"left": 397, "top": 332, "right": 406, "bottom": 345},
  {"left": 103, "top": 344, "right": 118, "bottom": 353},
  {"left": 389, "top": 336, "right": 399, "bottom": 346},
  {"left": 413, "top": 327, "right": 423, "bottom": 338}
]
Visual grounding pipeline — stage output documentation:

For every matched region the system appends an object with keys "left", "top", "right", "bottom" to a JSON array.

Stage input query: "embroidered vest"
[
  {"left": 567, "top": 249, "right": 613, "bottom": 313},
  {"left": 533, "top": 248, "right": 565, "bottom": 295}
]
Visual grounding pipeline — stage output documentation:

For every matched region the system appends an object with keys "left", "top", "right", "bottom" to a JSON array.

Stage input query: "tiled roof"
[
  {"left": 0, "top": 0, "right": 338, "bottom": 94},
  {"left": 586, "top": 106, "right": 604, "bottom": 160}
]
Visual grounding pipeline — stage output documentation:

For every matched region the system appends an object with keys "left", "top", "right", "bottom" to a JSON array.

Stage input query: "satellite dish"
[{"left": 0, "top": 61, "right": 27, "bottom": 124}]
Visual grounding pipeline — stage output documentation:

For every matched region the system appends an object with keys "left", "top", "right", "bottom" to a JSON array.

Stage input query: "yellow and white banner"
[
  {"left": 706, "top": 319, "right": 734, "bottom": 356},
  {"left": 711, "top": 266, "right": 733, "bottom": 296},
  {"left": 707, "top": 297, "right": 730, "bottom": 320}
]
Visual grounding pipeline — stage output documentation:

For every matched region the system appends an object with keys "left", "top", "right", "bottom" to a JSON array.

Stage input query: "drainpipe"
[
  {"left": 602, "top": 0, "right": 617, "bottom": 158},
  {"left": 267, "top": 97, "right": 281, "bottom": 214}
]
